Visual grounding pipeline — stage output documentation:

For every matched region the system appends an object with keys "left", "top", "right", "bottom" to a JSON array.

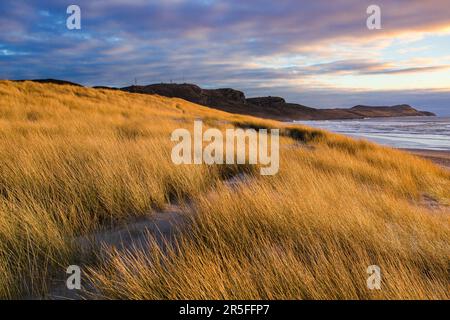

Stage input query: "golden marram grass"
[{"left": 0, "top": 81, "right": 448, "bottom": 299}]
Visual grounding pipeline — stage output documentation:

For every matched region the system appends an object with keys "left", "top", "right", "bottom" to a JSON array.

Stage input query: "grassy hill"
[
  {"left": 121, "top": 83, "right": 435, "bottom": 120},
  {"left": 0, "top": 81, "right": 448, "bottom": 299}
]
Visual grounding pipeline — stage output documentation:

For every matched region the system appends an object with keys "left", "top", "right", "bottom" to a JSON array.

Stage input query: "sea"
[{"left": 293, "top": 116, "right": 450, "bottom": 151}]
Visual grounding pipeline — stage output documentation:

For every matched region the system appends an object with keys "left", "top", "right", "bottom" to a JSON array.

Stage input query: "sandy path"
[
  {"left": 43, "top": 205, "right": 186, "bottom": 300},
  {"left": 43, "top": 173, "right": 253, "bottom": 300}
]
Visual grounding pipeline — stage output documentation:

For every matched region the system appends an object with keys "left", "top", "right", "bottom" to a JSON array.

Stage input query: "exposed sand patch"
[
  {"left": 43, "top": 172, "right": 254, "bottom": 300},
  {"left": 77, "top": 205, "right": 185, "bottom": 255},
  {"left": 41, "top": 205, "right": 186, "bottom": 300},
  {"left": 420, "top": 194, "right": 450, "bottom": 214}
]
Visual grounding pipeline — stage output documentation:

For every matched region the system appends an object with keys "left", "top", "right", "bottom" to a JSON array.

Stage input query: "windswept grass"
[
  {"left": 0, "top": 81, "right": 448, "bottom": 299},
  {"left": 89, "top": 141, "right": 449, "bottom": 300}
]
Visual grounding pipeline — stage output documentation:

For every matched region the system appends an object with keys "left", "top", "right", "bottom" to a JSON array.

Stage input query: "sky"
[{"left": 1, "top": 0, "right": 450, "bottom": 115}]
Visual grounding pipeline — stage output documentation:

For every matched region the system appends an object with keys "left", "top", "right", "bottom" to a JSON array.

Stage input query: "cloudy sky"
[{"left": 1, "top": 0, "right": 450, "bottom": 115}]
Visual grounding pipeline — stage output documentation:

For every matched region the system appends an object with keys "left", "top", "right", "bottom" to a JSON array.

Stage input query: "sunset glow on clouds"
[{"left": 1, "top": 0, "right": 450, "bottom": 114}]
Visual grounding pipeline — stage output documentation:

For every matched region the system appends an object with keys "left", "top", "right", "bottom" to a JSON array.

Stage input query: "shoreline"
[
  {"left": 293, "top": 115, "right": 439, "bottom": 122},
  {"left": 402, "top": 149, "right": 450, "bottom": 170}
]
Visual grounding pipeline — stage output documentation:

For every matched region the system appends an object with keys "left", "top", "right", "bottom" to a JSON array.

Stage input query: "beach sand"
[{"left": 402, "top": 149, "right": 450, "bottom": 170}]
